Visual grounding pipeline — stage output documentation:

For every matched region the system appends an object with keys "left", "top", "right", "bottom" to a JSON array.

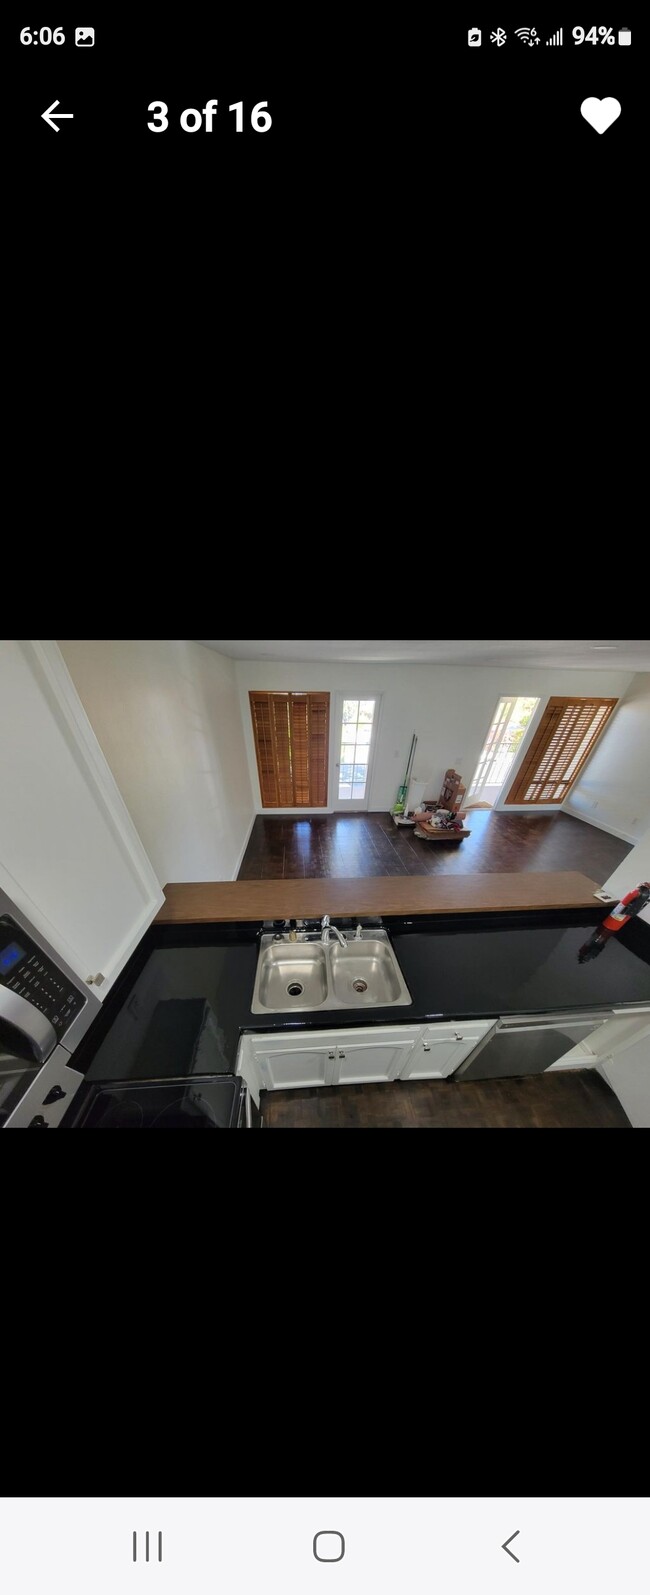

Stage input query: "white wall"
[
  {"left": 0, "top": 641, "right": 163, "bottom": 988},
  {"left": 234, "top": 658, "right": 633, "bottom": 816},
  {"left": 563, "top": 673, "right": 650, "bottom": 845},
  {"left": 58, "top": 640, "right": 255, "bottom": 884}
]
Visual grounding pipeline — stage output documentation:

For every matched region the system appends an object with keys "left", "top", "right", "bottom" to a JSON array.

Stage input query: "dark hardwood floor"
[
  {"left": 261, "top": 1070, "right": 631, "bottom": 1129},
  {"left": 238, "top": 810, "right": 630, "bottom": 883}
]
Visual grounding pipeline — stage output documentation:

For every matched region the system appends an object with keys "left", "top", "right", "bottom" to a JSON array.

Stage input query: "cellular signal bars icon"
[{"left": 546, "top": 27, "right": 563, "bottom": 46}]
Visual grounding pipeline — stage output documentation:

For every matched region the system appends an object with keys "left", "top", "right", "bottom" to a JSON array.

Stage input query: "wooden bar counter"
[{"left": 155, "top": 872, "right": 602, "bottom": 924}]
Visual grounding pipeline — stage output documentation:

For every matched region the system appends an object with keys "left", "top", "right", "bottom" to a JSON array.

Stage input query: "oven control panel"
[{"left": 0, "top": 916, "right": 85, "bottom": 1041}]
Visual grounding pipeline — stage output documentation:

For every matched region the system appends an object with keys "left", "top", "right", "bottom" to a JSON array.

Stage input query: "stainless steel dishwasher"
[{"left": 453, "top": 1010, "right": 613, "bottom": 1080}]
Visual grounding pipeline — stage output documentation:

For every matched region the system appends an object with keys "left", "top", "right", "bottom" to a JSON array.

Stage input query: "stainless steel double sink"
[{"left": 251, "top": 929, "right": 412, "bottom": 1014}]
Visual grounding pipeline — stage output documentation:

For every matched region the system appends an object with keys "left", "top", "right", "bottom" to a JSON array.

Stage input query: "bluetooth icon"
[{"left": 490, "top": 28, "right": 507, "bottom": 46}]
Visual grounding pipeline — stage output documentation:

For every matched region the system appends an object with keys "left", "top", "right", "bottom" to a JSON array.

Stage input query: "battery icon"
[{"left": 618, "top": 27, "right": 631, "bottom": 45}]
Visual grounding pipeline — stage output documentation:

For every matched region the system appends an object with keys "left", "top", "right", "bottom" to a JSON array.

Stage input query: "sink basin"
[
  {"left": 254, "top": 942, "right": 328, "bottom": 1013},
  {"left": 329, "top": 939, "right": 405, "bottom": 1006},
  {"left": 251, "top": 929, "right": 411, "bottom": 1012}
]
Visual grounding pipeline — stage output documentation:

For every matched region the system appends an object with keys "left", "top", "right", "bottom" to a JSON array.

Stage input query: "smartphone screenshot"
[{"left": 4, "top": 15, "right": 645, "bottom": 1592}]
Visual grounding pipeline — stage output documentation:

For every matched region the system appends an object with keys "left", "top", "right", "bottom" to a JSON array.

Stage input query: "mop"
[{"left": 392, "top": 733, "right": 417, "bottom": 815}]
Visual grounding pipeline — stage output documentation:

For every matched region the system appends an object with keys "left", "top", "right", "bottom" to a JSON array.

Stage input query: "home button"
[{"left": 313, "top": 1530, "right": 345, "bottom": 1562}]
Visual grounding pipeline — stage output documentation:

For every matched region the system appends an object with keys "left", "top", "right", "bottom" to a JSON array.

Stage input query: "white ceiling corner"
[{"left": 197, "top": 639, "right": 650, "bottom": 671}]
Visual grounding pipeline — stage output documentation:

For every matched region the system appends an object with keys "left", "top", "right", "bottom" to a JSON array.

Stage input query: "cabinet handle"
[
  {"left": 454, "top": 1032, "right": 463, "bottom": 1041},
  {"left": 422, "top": 1043, "right": 430, "bottom": 1052},
  {"left": 328, "top": 1051, "right": 336, "bottom": 1060},
  {"left": 338, "top": 1052, "right": 346, "bottom": 1059}
]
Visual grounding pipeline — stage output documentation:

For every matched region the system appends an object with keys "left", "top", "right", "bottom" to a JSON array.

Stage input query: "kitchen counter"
[
  {"left": 156, "top": 871, "right": 604, "bottom": 924},
  {"left": 236, "top": 911, "right": 650, "bottom": 1034},
  {"left": 389, "top": 914, "right": 650, "bottom": 1023},
  {"left": 76, "top": 908, "right": 650, "bottom": 1081}
]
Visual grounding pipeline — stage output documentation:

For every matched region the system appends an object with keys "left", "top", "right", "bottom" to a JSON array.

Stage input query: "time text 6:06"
[{"left": 147, "top": 101, "right": 272, "bottom": 133}]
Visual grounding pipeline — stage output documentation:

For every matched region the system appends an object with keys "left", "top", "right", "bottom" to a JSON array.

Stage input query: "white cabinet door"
[
  {"left": 254, "top": 1040, "right": 337, "bottom": 1090},
  {"left": 330, "top": 1035, "right": 415, "bottom": 1085},
  {"left": 0, "top": 641, "right": 164, "bottom": 993},
  {"left": 250, "top": 1024, "right": 421, "bottom": 1090},
  {"left": 399, "top": 1020, "right": 495, "bottom": 1079}
]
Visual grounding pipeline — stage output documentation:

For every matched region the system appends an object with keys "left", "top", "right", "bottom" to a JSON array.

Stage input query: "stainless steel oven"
[{"left": 0, "top": 887, "right": 101, "bottom": 1127}]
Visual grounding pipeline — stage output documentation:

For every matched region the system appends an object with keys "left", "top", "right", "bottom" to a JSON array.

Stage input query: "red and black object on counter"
[{"left": 578, "top": 883, "right": 650, "bottom": 963}]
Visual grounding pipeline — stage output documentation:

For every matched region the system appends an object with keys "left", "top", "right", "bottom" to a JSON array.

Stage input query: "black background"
[{"left": 6, "top": 10, "right": 641, "bottom": 540}]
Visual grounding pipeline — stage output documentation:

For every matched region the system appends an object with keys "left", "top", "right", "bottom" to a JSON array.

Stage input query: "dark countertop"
[
  {"left": 389, "top": 915, "right": 650, "bottom": 1021},
  {"left": 73, "top": 909, "right": 650, "bottom": 1081}
]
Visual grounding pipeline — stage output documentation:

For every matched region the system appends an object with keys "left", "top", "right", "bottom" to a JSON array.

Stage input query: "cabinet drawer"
[
  {"left": 250, "top": 1025, "right": 421, "bottom": 1055},
  {"left": 422, "top": 1021, "right": 494, "bottom": 1045}
]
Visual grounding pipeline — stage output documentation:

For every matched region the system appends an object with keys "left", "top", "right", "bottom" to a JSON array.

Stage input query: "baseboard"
[
  {"left": 562, "top": 804, "right": 641, "bottom": 846},
  {"left": 253, "top": 808, "right": 334, "bottom": 818},
  {"left": 546, "top": 1055, "right": 597, "bottom": 1071},
  {"left": 232, "top": 811, "right": 257, "bottom": 880}
]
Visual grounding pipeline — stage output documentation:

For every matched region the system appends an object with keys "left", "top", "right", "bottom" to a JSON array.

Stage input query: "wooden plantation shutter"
[
  {"left": 307, "top": 693, "right": 329, "bottom": 806},
  {"left": 249, "top": 693, "right": 277, "bottom": 808},
  {"left": 249, "top": 692, "right": 330, "bottom": 807},
  {"left": 505, "top": 697, "right": 617, "bottom": 806},
  {"left": 289, "top": 694, "right": 310, "bottom": 805},
  {"left": 269, "top": 695, "right": 293, "bottom": 805}
]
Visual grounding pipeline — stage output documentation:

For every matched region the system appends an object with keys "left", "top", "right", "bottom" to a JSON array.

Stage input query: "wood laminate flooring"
[
  {"left": 260, "top": 1070, "right": 631, "bottom": 1129},
  {"left": 238, "top": 810, "right": 630, "bottom": 883}
]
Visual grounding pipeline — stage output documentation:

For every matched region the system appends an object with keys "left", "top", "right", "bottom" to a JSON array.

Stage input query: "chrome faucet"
[{"left": 320, "top": 915, "right": 347, "bottom": 948}]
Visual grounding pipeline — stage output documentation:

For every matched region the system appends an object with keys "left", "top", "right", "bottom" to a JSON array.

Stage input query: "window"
[
  {"left": 249, "top": 691, "right": 330, "bottom": 808},
  {"left": 505, "top": 697, "right": 617, "bottom": 805}
]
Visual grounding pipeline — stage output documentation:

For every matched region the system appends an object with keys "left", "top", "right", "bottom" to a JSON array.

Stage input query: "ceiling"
[{"left": 200, "top": 640, "right": 650, "bottom": 670}]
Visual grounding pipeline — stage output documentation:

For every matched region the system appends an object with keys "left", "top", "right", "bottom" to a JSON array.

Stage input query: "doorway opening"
[{"left": 467, "top": 696, "right": 540, "bottom": 809}]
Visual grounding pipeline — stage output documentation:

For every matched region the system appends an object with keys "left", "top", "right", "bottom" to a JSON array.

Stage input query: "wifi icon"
[{"left": 515, "top": 27, "right": 540, "bottom": 46}]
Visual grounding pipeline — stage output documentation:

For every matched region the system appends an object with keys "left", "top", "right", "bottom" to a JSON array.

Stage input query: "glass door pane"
[
  {"left": 336, "top": 698, "right": 377, "bottom": 806},
  {"left": 468, "top": 695, "right": 540, "bottom": 809}
]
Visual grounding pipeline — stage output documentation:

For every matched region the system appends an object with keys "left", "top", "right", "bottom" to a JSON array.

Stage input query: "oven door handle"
[{"left": 0, "top": 988, "right": 57, "bottom": 1065}]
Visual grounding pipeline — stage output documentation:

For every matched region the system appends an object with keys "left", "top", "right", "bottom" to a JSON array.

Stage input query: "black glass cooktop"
[{"left": 71, "top": 1074, "right": 242, "bottom": 1129}]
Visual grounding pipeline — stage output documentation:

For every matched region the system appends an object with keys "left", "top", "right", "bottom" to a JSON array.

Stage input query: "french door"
[
  {"left": 468, "top": 696, "right": 540, "bottom": 807},
  {"left": 333, "top": 696, "right": 380, "bottom": 811}
]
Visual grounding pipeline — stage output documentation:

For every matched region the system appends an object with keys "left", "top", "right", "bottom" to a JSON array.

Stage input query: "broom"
[{"left": 392, "top": 733, "right": 417, "bottom": 814}]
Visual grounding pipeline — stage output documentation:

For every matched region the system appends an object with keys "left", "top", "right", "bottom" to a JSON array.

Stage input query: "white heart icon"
[{"left": 581, "top": 97, "right": 621, "bottom": 134}]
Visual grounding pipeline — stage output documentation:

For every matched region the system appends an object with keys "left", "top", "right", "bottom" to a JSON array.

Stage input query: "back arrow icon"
[
  {"left": 502, "top": 1531, "right": 520, "bottom": 1563},
  {"left": 42, "top": 100, "right": 74, "bottom": 132}
]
